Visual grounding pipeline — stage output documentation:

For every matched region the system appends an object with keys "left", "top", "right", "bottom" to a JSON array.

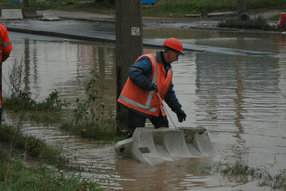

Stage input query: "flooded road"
[{"left": 3, "top": 30, "right": 286, "bottom": 190}]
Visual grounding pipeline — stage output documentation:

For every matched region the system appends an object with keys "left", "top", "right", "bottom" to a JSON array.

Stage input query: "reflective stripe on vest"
[
  {"left": 0, "top": 41, "right": 12, "bottom": 60},
  {"left": 119, "top": 94, "right": 157, "bottom": 113},
  {"left": 2, "top": 41, "right": 11, "bottom": 47}
]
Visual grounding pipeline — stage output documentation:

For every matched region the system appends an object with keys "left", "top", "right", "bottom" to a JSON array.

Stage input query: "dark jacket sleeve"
[
  {"left": 128, "top": 57, "right": 153, "bottom": 90},
  {"left": 164, "top": 83, "right": 182, "bottom": 113}
]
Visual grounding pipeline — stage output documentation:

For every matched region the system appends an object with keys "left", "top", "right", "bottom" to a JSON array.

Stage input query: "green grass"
[
  {"left": 60, "top": 118, "right": 124, "bottom": 142},
  {"left": 3, "top": 91, "right": 123, "bottom": 142},
  {"left": 0, "top": 123, "right": 103, "bottom": 190},
  {"left": 3, "top": 90, "right": 69, "bottom": 112},
  {"left": 142, "top": 0, "right": 237, "bottom": 17},
  {"left": 217, "top": 16, "right": 280, "bottom": 30},
  {"left": 1, "top": 0, "right": 286, "bottom": 17},
  {"left": 0, "top": 124, "right": 67, "bottom": 167},
  {"left": 0, "top": 0, "right": 115, "bottom": 14},
  {"left": 0, "top": 158, "right": 102, "bottom": 191}
]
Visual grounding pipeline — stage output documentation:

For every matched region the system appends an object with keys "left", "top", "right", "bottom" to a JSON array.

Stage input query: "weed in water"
[
  {"left": 212, "top": 160, "right": 286, "bottom": 190},
  {"left": 60, "top": 69, "right": 122, "bottom": 142},
  {"left": 7, "top": 58, "right": 24, "bottom": 97},
  {"left": 5, "top": 59, "right": 69, "bottom": 113},
  {"left": 188, "top": 164, "right": 212, "bottom": 175}
]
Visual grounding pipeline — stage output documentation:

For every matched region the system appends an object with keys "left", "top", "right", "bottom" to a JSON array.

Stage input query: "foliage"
[
  {"left": 5, "top": 59, "right": 69, "bottom": 112},
  {"left": 73, "top": 71, "right": 105, "bottom": 125},
  {"left": 246, "top": 0, "right": 286, "bottom": 9},
  {"left": 4, "top": 89, "right": 69, "bottom": 112},
  {"left": 188, "top": 160, "right": 286, "bottom": 190},
  {"left": 7, "top": 59, "right": 24, "bottom": 96},
  {"left": 218, "top": 16, "right": 277, "bottom": 30},
  {"left": 0, "top": 158, "right": 102, "bottom": 191},
  {"left": 0, "top": 124, "right": 67, "bottom": 166},
  {"left": 141, "top": 0, "right": 237, "bottom": 17},
  {"left": 0, "top": 0, "right": 115, "bottom": 13},
  {"left": 61, "top": 70, "right": 123, "bottom": 142},
  {"left": 4, "top": 59, "right": 121, "bottom": 142},
  {"left": 1, "top": 0, "right": 286, "bottom": 17},
  {"left": 212, "top": 160, "right": 286, "bottom": 190},
  {"left": 142, "top": 0, "right": 286, "bottom": 17}
]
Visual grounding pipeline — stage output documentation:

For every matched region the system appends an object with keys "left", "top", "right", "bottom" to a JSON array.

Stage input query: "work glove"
[
  {"left": 148, "top": 83, "right": 158, "bottom": 92},
  {"left": 176, "top": 109, "right": 186, "bottom": 123}
]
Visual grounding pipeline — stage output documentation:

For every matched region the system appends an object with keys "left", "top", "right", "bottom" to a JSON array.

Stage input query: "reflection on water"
[
  {"left": 3, "top": 31, "right": 286, "bottom": 190},
  {"left": 3, "top": 35, "right": 116, "bottom": 110}
]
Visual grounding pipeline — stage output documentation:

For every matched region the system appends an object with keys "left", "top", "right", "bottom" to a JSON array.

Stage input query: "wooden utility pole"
[
  {"left": 116, "top": 0, "right": 143, "bottom": 131},
  {"left": 237, "top": 0, "right": 249, "bottom": 21},
  {"left": 237, "top": 0, "right": 246, "bottom": 14},
  {"left": 23, "top": 0, "right": 29, "bottom": 7}
]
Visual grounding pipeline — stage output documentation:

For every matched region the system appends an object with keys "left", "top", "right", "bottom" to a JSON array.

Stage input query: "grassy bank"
[
  {"left": 5, "top": 91, "right": 124, "bottom": 140},
  {"left": 142, "top": 0, "right": 286, "bottom": 17},
  {"left": 0, "top": 124, "right": 67, "bottom": 167},
  {"left": 0, "top": 123, "right": 102, "bottom": 190},
  {"left": 0, "top": 154, "right": 102, "bottom": 191},
  {"left": 0, "top": 62, "right": 112, "bottom": 190},
  {"left": 3, "top": 86, "right": 123, "bottom": 142},
  {"left": 1, "top": 0, "right": 286, "bottom": 17}
]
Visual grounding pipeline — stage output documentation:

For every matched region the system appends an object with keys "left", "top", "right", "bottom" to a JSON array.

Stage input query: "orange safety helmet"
[{"left": 163, "top": 38, "right": 184, "bottom": 55}]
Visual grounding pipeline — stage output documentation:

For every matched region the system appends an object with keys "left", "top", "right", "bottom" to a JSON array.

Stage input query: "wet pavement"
[{"left": 0, "top": 9, "right": 283, "bottom": 53}]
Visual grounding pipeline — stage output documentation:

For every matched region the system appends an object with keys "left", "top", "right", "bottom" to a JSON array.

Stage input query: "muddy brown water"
[{"left": 2, "top": 30, "right": 286, "bottom": 190}]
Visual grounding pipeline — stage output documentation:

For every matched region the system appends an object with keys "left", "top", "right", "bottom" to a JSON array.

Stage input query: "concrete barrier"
[
  {"left": 207, "top": 11, "right": 237, "bottom": 17},
  {"left": 22, "top": 8, "right": 38, "bottom": 18},
  {"left": 0, "top": 9, "right": 23, "bottom": 20},
  {"left": 115, "top": 127, "right": 215, "bottom": 165}
]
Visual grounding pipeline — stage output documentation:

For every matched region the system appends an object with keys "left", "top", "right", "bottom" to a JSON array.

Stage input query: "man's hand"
[
  {"left": 148, "top": 83, "right": 158, "bottom": 92},
  {"left": 176, "top": 109, "right": 186, "bottom": 122}
]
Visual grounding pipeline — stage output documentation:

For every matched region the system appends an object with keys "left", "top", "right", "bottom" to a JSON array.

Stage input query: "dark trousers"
[{"left": 128, "top": 109, "right": 169, "bottom": 137}]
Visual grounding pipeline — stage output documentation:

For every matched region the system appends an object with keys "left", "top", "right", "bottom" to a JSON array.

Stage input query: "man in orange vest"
[
  {"left": 0, "top": 24, "right": 13, "bottom": 122},
  {"left": 118, "top": 38, "right": 186, "bottom": 137}
]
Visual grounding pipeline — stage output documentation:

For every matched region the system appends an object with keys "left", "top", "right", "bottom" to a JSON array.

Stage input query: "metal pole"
[{"left": 156, "top": 92, "right": 178, "bottom": 131}]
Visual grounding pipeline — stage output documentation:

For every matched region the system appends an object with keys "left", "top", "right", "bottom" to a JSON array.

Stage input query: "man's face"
[{"left": 166, "top": 50, "right": 179, "bottom": 64}]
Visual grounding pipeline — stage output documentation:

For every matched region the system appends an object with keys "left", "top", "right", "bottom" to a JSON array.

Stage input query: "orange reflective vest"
[
  {"left": 0, "top": 24, "right": 13, "bottom": 63},
  {"left": 118, "top": 53, "right": 173, "bottom": 117}
]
